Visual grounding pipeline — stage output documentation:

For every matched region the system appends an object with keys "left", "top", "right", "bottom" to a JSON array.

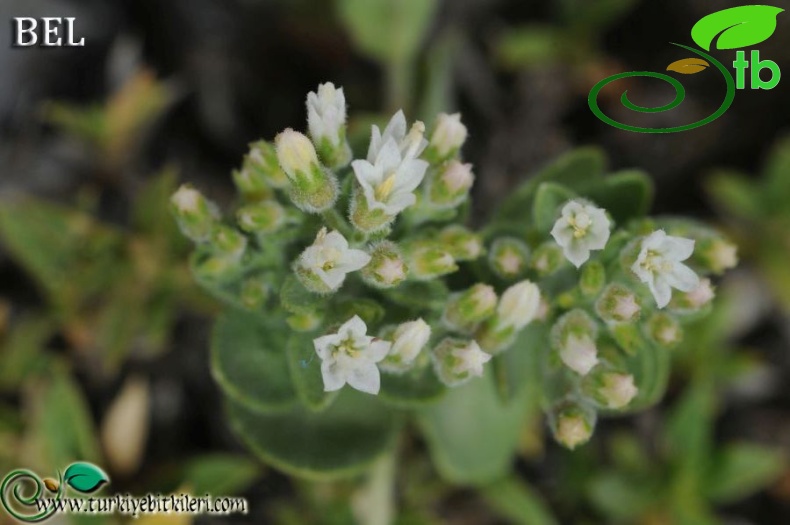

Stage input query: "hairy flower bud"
[
  {"left": 645, "top": 312, "right": 682, "bottom": 347},
  {"left": 380, "top": 319, "right": 431, "bottom": 373},
  {"left": 438, "top": 225, "right": 484, "bottom": 261},
  {"left": 275, "top": 129, "right": 338, "bottom": 213},
  {"left": 208, "top": 224, "right": 247, "bottom": 263},
  {"left": 235, "top": 140, "right": 289, "bottom": 198},
  {"left": 552, "top": 309, "right": 599, "bottom": 375},
  {"left": 595, "top": 283, "right": 641, "bottom": 323},
  {"left": 443, "top": 284, "right": 498, "bottom": 333},
  {"left": 170, "top": 185, "right": 219, "bottom": 243},
  {"left": 428, "top": 161, "right": 474, "bottom": 209},
  {"left": 237, "top": 201, "right": 286, "bottom": 234},
  {"left": 551, "top": 404, "right": 596, "bottom": 450},
  {"left": 425, "top": 113, "right": 468, "bottom": 163},
  {"left": 361, "top": 241, "right": 408, "bottom": 288},
  {"left": 307, "top": 82, "right": 351, "bottom": 168},
  {"left": 489, "top": 237, "right": 530, "bottom": 279},
  {"left": 672, "top": 278, "right": 715, "bottom": 311},
  {"left": 241, "top": 276, "right": 270, "bottom": 309},
  {"left": 405, "top": 242, "right": 458, "bottom": 280},
  {"left": 596, "top": 372, "right": 638, "bottom": 409},
  {"left": 695, "top": 237, "right": 738, "bottom": 275},
  {"left": 579, "top": 261, "right": 606, "bottom": 296},
  {"left": 432, "top": 338, "right": 491, "bottom": 387},
  {"left": 531, "top": 242, "right": 565, "bottom": 276},
  {"left": 475, "top": 280, "right": 541, "bottom": 354}
]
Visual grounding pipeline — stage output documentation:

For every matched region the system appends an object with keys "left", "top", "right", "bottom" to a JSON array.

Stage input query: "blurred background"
[{"left": 1, "top": 0, "right": 790, "bottom": 523}]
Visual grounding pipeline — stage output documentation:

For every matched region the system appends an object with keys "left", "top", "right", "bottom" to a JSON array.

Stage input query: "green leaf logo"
[
  {"left": 691, "top": 5, "right": 784, "bottom": 51},
  {"left": 63, "top": 462, "right": 109, "bottom": 494}
]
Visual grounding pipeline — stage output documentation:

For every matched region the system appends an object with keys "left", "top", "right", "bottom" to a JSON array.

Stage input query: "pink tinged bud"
[
  {"left": 553, "top": 407, "right": 595, "bottom": 450},
  {"left": 686, "top": 278, "right": 715, "bottom": 308},
  {"left": 598, "top": 373, "right": 638, "bottom": 409},
  {"left": 429, "top": 113, "right": 468, "bottom": 160}
]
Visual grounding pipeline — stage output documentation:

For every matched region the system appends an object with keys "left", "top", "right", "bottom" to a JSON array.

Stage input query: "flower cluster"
[{"left": 171, "top": 82, "right": 736, "bottom": 452}]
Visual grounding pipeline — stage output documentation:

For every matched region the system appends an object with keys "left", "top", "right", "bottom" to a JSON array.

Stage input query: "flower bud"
[
  {"left": 596, "top": 372, "right": 638, "bottom": 409},
  {"left": 645, "top": 312, "right": 682, "bottom": 347},
  {"left": 595, "top": 283, "right": 641, "bottom": 323},
  {"left": 275, "top": 129, "right": 338, "bottom": 213},
  {"left": 287, "top": 311, "right": 323, "bottom": 332},
  {"left": 405, "top": 242, "right": 458, "bottom": 280},
  {"left": 579, "top": 261, "right": 606, "bottom": 296},
  {"left": 349, "top": 185, "right": 395, "bottom": 234},
  {"left": 241, "top": 276, "right": 270, "bottom": 309},
  {"left": 671, "top": 278, "right": 715, "bottom": 311},
  {"left": 428, "top": 161, "right": 474, "bottom": 209},
  {"left": 431, "top": 338, "right": 491, "bottom": 387},
  {"left": 489, "top": 237, "right": 530, "bottom": 279},
  {"left": 208, "top": 224, "right": 247, "bottom": 263},
  {"left": 695, "top": 237, "right": 738, "bottom": 275},
  {"left": 361, "top": 241, "right": 408, "bottom": 289},
  {"left": 307, "top": 83, "right": 351, "bottom": 169},
  {"left": 170, "top": 185, "right": 219, "bottom": 243},
  {"left": 425, "top": 113, "right": 468, "bottom": 163},
  {"left": 438, "top": 226, "right": 484, "bottom": 261},
  {"left": 443, "top": 284, "right": 498, "bottom": 332},
  {"left": 475, "top": 280, "right": 541, "bottom": 354},
  {"left": 192, "top": 253, "right": 242, "bottom": 283},
  {"left": 380, "top": 319, "right": 431, "bottom": 373},
  {"left": 235, "top": 140, "right": 289, "bottom": 198},
  {"left": 531, "top": 242, "right": 565, "bottom": 276},
  {"left": 551, "top": 404, "right": 596, "bottom": 450},
  {"left": 237, "top": 200, "right": 286, "bottom": 234},
  {"left": 551, "top": 309, "right": 599, "bottom": 375}
]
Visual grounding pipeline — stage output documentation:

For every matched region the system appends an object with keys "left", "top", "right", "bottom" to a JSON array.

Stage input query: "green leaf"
[
  {"left": 383, "top": 280, "right": 449, "bottom": 312},
  {"left": 417, "top": 370, "right": 529, "bottom": 485},
  {"left": 183, "top": 454, "right": 262, "bottom": 496},
  {"left": 496, "top": 26, "right": 565, "bottom": 70},
  {"left": 705, "top": 171, "right": 762, "bottom": 219},
  {"left": 226, "top": 389, "right": 400, "bottom": 480},
  {"left": 326, "top": 298, "right": 385, "bottom": 328},
  {"left": 28, "top": 366, "right": 101, "bottom": 468},
  {"left": 378, "top": 366, "right": 445, "bottom": 407},
  {"left": 580, "top": 170, "right": 654, "bottom": 224},
  {"left": 663, "top": 381, "right": 715, "bottom": 473},
  {"left": 63, "top": 462, "right": 109, "bottom": 493},
  {"left": 533, "top": 182, "right": 576, "bottom": 233},
  {"left": 496, "top": 147, "right": 606, "bottom": 223},
  {"left": 586, "top": 471, "right": 658, "bottom": 521},
  {"left": 286, "top": 332, "right": 337, "bottom": 411},
  {"left": 280, "top": 276, "right": 327, "bottom": 315},
  {"left": 705, "top": 444, "right": 785, "bottom": 503},
  {"left": 691, "top": 6, "right": 784, "bottom": 51},
  {"left": 338, "top": 0, "right": 438, "bottom": 65},
  {"left": 211, "top": 310, "right": 297, "bottom": 412},
  {"left": 0, "top": 316, "right": 54, "bottom": 389},
  {"left": 480, "top": 476, "right": 559, "bottom": 525},
  {"left": 621, "top": 338, "right": 670, "bottom": 413}
]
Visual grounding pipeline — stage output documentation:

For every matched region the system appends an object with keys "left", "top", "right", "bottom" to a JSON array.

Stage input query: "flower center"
[
  {"left": 334, "top": 336, "right": 361, "bottom": 358},
  {"left": 375, "top": 173, "right": 397, "bottom": 202},
  {"left": 569, "top": 212, "right": 591, "bottom": 238}
]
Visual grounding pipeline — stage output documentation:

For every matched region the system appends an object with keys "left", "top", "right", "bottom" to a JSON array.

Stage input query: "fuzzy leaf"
[
  {"left": 533, "top": 182, "right": 577, "bottom": 233},
  {"left": 286, "top": 332, "right": 337, "bottom": 412},
  {"left": 226, "top": 389, "right": 400, "bottom": 480},
  {"left": 417, "top": 370, "right": 530, "bottom": 485},
  {"left": 580, "top": 170, "right": 653, "bottom": 224},
  {"left": 705, "top": 444, "right": 785, "bottom": 503},
  {"left": 379, "top": 366, "right": 446, "bottom": 407},
  {"left": 691, "top": 6, "right": 783, "bottom": 51},
  {"left": 183, "top": 454, "right": 262, "bottom": 496},
  {"left": 211, "top": 310, "right": 297, "bottom": 412}
]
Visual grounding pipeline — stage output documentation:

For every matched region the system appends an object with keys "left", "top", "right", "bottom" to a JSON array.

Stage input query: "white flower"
[
  {"left": 631, "top": 230, "right": 700, "bottom": 309},
  {"left": 307, "top": 82, "right": 346, "bottom": 145},
  {"left": 429, "top": 113, "right": 468, "bottom": 159},
  {"left": 388, "top": 319, "right": 431, "bottom": 366},
  {"left": 313, "top": 316, "right": 391, "bottom": 394},
  {"left": 559, "top": 334, "right": 599, "bottom": 375},
  {"left": 367, "top": 110, "right": 428, "bottom": 163},
  {"left": 550, "top": 200, "right": 611, "bottom": 268},
  {"left": 451, "top": 340, "right": 491, "bottom": 377},
  {"left": 497, "top": 280, "right": 541, "bottom": 330},
  {"left": 295, "top": 228, "right": 371, "bottom": 293},
  {"left": 598, "top": 373, "right": 638, "bottom": 409},
  {"left": 353, "top": 113, "right": 430, "bottom": 216}
]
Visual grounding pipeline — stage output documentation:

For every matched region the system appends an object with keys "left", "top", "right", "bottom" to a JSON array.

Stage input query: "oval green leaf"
[
  {"left": 226, "top": 389, "right": 401, "bottom": 480},
  {"left": 691, "top": 5, "right": 784, "bottom": 51},
  {"left": 63, "top": 463, "right": 109, "bottom": 494},
  {"left": 211, "top": 310, "right": 297, "bottom": 412}
]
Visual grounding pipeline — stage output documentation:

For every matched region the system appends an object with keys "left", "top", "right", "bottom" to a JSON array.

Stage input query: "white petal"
[
  {"left": 375, "top": 138, "right": 403, "bottom": 172},
  {"left": 393, "top": 159, "right": 429, "bottom": 194},
  {"left": 324, "top": 230, "right": 350, "bottom": 251},
  {"left": 642, "top": 230, "right": 667, "bottom": 251},
  {"left": 561, "top": 200, "right": 585, "bottom": 219},
  {"left": 346, "top": 363, "right": 381, "bottom": 394},
  {"left": 650, "top": 277, "right": 673, "bottom": 308},
  {"left": 383, "top": 191, "right": 416, "bottom": 214},
  {"left": 563, "top": 240, "right": 590, "bottom": 268},
  {"left": 367, "top": 125, "right": 383, "bottom": 162},
  {"left": 341, "top": 249, "right": 372, "bottom": 272},
  {"left": 382, "top": 110, "right": 407, "bottom": 143},
  {"left": 352, "top": 160, "right": 383, "bottom": 187},
  {"left": 367, "top": 339, "right": 392, "bottom": 362},
  {"left": 660, "top": 236, "right": 695, "bottom": 261},
  {"left": 314, "top": 334, "right": 340, "bottom": 360},
  {"left": 321, "top": 360, "right": 346, "bottom": 391},
  {"left": 665, "top": 263, "right": 699, "bottom": 292},
  {"left": 319, "top": 268, "right": 346, "bottom": 290},
  {"left": 550, "top": 220, "right": 573, "bottom": 248},
  {"left": 341, "top": 315, "right": 368, "bottom": 338},
  {"left": 586, "top": 213, "right": 611, "bottom": 250}
]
